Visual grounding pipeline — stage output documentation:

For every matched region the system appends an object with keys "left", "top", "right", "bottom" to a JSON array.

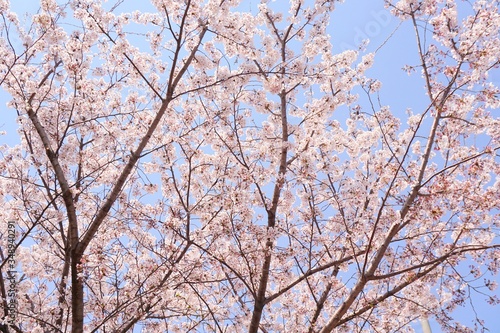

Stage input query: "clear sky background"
[
  {"left": 328, "top": 1, "right": 500, "bottom": 332},
  {"left": 0, "top": 1, "right": 499, "bottom": 332}
]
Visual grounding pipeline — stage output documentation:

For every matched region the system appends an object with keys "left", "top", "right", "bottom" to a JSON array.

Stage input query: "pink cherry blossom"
[{"left": 0, "top": 0, "right": 498, "bottom": 332}]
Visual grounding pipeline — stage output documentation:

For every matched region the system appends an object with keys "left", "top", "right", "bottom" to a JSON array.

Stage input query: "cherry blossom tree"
[{"left": 0, "top": 0, "right": 499, "bottom": 332}]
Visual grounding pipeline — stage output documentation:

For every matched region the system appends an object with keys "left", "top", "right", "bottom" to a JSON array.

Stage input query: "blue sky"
[
  {"left": 327, "top": 1, "right": 500, "bottom": 332},
  {"left": 0, "top": 0, "right": 499, "bottom": 332}
]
